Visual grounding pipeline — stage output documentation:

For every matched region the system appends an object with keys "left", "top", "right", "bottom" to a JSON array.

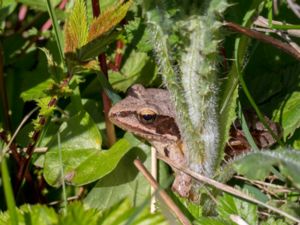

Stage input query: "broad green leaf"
[
  {"left": 243, "top": 184, "right": 269, "bottom": 203},
  {"left": 44, "top": 111, "right": 134, "bottom": 187},
  {"left": 44, "top": 111, "right": 102, "bottom": 187},
  {"left": 274, "top": 92, "right": 300, "bottom": 140},
  {"left": 76, "top": 30, "right": 120, "bottom": 61},
  {"left": 96, "top": 71, "right": 122, "bottom": 105},
  {"left": 0, "top": 2, "right": 16, "bottom": 22},
  {"left": 20, "top": 79, "right": 55, "bottom": 102},
  {"left": 1, "top": 0, "right": 14, "bottom": 7},
  {"left": 233, "top": 150, "right": 300, "bottom": 188},
  {"left": 68, "top": 138, "right": 132, "bottom": 185},
  {"left": 109, "top": 51, "right": 157, "bottom": 92},
  {"left": 84, "top": 133, "right": 170, "bottom": 210}
]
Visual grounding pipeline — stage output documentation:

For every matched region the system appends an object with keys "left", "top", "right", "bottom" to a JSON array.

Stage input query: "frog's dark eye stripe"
[{"left": 137, "top": 108, "right": 157, "bottom": 124}]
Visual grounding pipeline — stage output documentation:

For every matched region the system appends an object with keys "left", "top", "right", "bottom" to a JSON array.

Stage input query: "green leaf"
[
  {"left": 274, "top": 92, "right": 300, "bottom": 140},
  {"left": 260, "top": 218, "right": 289, "bottom": 225},
  {"left": 64, "top": 0, "right": 88, "bottom": 54},
  {"left": 109, "top": 51, "right": 157, "bottom": 92},
  {"left": 87, "top": 1, "right": 132, "bottom": 42},
  {"left": 36, "top": 96, "right": 55, "bottom": 118},
  {"left": 1, "top": 158, "right": 18, "bottom": 225},
  {"left": 84, "top": 133, "right": 170, "bottom": 210},
  {"left": 233, "top": 150, "right": 300, "bottom": 188},
  {"left": 76, "top": 30, "right": 121, "bottom": 62},
  {"left": 0, "top": 204, "right": 58, "bottom": 225},
  {"left": 217, "top": 193, "right": 258, "bottom": 225},
  {"left": 194, "top": 218, "right": 229, "bottom": 225},
  {"left": 73, "top": 0, "right": 132, "bottom": 62},
  {"left": 59, "top": 202, "right": 100, "bottom": 225},
  {"left": 39, "top": 48, "right": 63, "bottom": 82},
  {"left": 0, "top": 200, "right": 167, "bottom": 225},
  {"left": 195, "top": 192, "right": 258, "bottom": 225},
  {"left": 0, "top": 2, "right": 16, "bottom": 22},
  {"left": 97, "top": 199, "right": 167, "bottom": 225},
  {"left": 68, "top": 138, "right": 132, "bottom": 185},
  {"left": 20, "top": 79, "right": 55, "bottom": 102},
  {"left": 44, "top": 111, "right": 102, "bottom": 187},
  {"left": 96, "top": 71, "right": 122, "bottom": 105},
  {"left": 46, "top": 0, "right": 64, "bottom": 63}
]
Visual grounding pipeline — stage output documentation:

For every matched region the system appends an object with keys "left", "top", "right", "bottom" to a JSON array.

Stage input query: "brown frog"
[
  {"left": 108, "top": 84, "right": 192, "bottom": 197},
  {"left": 109, "top": 84, "right": 281, "bottom": 198}
]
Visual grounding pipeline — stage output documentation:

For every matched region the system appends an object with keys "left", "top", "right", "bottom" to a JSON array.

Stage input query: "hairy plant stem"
[
  {"left": 145, "top": 0, "right": 228, "bottom": 178},
  {"left": 15, "top": 74, "right": 72, "bottom": 194},
  {"left": 91, "top": 0, "right": 116, "bottom": 147}
]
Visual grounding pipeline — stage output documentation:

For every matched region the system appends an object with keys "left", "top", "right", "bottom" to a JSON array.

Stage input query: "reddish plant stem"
[
  {"left": 224, "top": 21, "right": 300, "bottom": 61},
  {"left": 15, "top": 74, "right": 70, "bottom": 194},
  {"left": 0, "top": 131, "right": 20, "bottom": 163},
  {"left": 0, "top": 45, "right": 12, "bottom": 133},
  {"left": 113, "top": 40, "right": 124, "bottom": 71},
  {"left": 91, "top": 0, "right": 116, "bottom": 147}
]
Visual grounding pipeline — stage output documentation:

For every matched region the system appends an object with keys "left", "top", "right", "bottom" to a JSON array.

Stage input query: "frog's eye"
[{"left": 138, "top": 108, "right": 157, "bottom": 124}]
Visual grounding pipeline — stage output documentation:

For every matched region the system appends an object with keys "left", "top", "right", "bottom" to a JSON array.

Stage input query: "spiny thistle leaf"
[
  {"left": 233, "top": 150, "right": 300, "bottom": 188},
  {"left": 64, "top": 0, "right": 88, "bottom": 53},
  {"left": 87, "top": 0, "right": 132, "bottom": 42},
  {"left": 145, "top": 0, "right": 229, "bottom": 177}
]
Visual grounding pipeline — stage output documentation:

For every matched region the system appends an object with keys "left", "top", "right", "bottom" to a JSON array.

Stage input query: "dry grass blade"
[
  {"left": 1, "top": 107, "right": 39, "bottom": 157},
  {"left": 157, "top": 154, "right": 300, "bottom": 224},
  {"left": 134, "top": 159, "right": 192, "bottom": 225},
  {"left": 224, "top": 21, "right": 300, "bottom": 61}
]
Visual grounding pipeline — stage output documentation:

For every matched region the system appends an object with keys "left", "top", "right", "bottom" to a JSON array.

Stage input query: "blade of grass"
[
  {"left": 238, "top": 102, "right": 259, "bottom": 151},
  {"left": 235, "top": 53, "right": 284, "bottom": 146},
  {"left": 266, "top": 0, "right": 300, "bottom": 29},
  {"left": 46, "top": 0, "right": 64, "bottom": 64},
  {"left": 231, "top": 0, "right": 284, "bottom": 147},
  {"left": 58, "top": 132, "right": 67, "bottom": 214},
  {"left": 1, "top": 158, "right": 18, "bottom": 225}
]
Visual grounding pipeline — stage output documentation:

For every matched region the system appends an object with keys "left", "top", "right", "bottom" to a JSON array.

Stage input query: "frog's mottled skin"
[{"left": 109, "top": 84, "right": 192, "bottom": 197}]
